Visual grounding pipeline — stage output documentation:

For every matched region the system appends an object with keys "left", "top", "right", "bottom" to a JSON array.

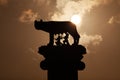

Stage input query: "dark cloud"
[{"left": 19, "top": 9, "right": 38, "bottom": 23}]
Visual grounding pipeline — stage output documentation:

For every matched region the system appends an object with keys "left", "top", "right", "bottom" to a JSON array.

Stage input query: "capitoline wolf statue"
[{"left": 34, "top": 19, "right": 80, "bottom": 46}]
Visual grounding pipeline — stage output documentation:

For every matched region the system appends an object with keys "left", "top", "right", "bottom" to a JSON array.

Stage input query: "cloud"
[
  {"left": 80, "top": 33, "right": 103, "bottom": 46},
  {"left": 19, "top": 9, "right": 38, "bottom": 23},
  {"left": 51, "top": 0, "right": 105, "bottom": 48},
  {"left": 108, "top": 15, "right": 120, "bottom": 24},
  {"left": 0, "top": 0, "right": 8, "bottom": 5},
  {"left": 33, "top": 0, "right": 50, "bottom": 6},
  {"left": 51, "top": 0, "right": 113, "bottom": 22},
  {"left": 108, "top": 16, "right": 114, "bottom": 24}
]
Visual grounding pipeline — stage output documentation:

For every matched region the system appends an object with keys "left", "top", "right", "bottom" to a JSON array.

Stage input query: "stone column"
[{"left": 39, "top": 45, "right": 86, "bottom": 80}]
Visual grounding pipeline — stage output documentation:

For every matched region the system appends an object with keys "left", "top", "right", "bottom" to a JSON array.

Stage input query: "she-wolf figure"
[{"left": 34, "top": 19, "right": 80, "bottom": 45}]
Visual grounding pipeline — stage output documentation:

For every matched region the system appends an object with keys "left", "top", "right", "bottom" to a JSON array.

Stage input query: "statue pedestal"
[{"left": 39, "top": 45, "right": 86, "bottom": 80}]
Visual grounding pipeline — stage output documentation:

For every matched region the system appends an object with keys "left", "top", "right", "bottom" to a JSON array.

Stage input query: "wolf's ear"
[
  {"left": 34, "top": 20, "right": 37, "bottom": 23},
  {"left": 40, "top": 19, "right": 43, "bottom": 22}
]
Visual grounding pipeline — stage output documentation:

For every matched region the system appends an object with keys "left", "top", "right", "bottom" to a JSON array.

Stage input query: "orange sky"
[{"left": 0, "top": 0, "right": 120, "bottom": 80}]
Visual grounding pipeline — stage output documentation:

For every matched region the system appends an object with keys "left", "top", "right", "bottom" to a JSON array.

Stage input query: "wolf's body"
[{"left": 34, "top": 20, "right": 80, "bottom": 45}]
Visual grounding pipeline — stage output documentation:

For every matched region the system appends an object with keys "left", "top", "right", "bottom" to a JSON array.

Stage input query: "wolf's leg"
[
  {"left": 73, "top": 35, "right": 80, "bottom": 45},
  {"left": 76, "top": 34, "right": 80, "bottom": 45},
  {"left": 48, "top": 33, "right": 54, "bottom": 46}
]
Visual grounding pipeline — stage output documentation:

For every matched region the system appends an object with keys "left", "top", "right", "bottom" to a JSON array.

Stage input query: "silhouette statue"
[
  {"left": 34, "top": 19, "right": 87, "bottom": 80},
  {"left": 34, "top": 19, "right": 80, "bottom": 46}
]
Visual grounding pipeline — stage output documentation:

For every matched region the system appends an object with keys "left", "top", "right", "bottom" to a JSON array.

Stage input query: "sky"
[{"left": 0, "top": 0, "right": 120, "bottom": 80}]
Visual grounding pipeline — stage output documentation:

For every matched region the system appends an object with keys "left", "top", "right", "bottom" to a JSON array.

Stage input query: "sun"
[{"left": 71, "top": 15, "right": 81, "bottom": 25}]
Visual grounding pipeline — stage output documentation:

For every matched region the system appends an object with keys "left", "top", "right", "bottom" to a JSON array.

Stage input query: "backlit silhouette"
[
  {"left": 34, "top": 19, "right": 80, "bottom": 46},
  {"left": 34, "top": 19, "right": 87, "bottom": 80}
]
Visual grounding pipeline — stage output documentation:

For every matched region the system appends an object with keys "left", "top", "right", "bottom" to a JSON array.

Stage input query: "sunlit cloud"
[
  {"left": 33, "top": 0, "right": 50, "bottom": 6},
  {"left": 50, "top": 1, "right": 110, "bottom": 32},
  {"left": 108, "top": 16, "right": 114, "bottom": 24},
  {"left": 79, "top": 33, "right": 103, "bottom": 53},
  {"left": 51, "top": 0, "right": 106, "bottom": 47},
  {"left": 80, "top": 33, "right": 103, "bottom": 47},
  {"left": 108, "top": 15, "right": 120, "bottom": 24},
  {"left": 19, "top": 9, "right": 38, "bottom": 23},
  {"left": 0, "top": 0, "right": 8, "bottom": 5},
  {"left": 51, "top": 0, "right": 113, "bottom": 28}
]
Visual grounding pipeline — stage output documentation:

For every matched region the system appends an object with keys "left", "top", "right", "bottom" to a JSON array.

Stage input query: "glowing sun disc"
[{"left": 71, "top": 15, "right": 81, "bottom": 25}]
